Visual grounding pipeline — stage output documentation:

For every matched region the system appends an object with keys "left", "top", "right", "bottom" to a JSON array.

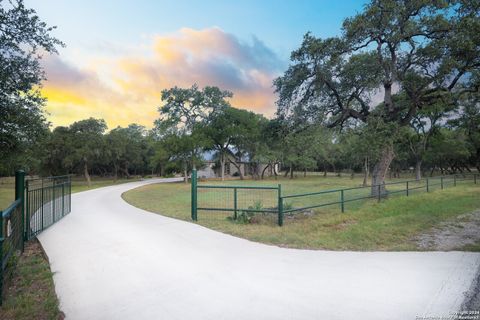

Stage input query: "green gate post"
[
  {"left": 68, "top": 176, "right": 72, "bottom": 212},
  {"left": 278, "top": 184, "right": 283, "bottom": 226},
  {"left": 41, "top": 179, "right": 44, "bottom": 230},
  {"left": 441, "top": 177, "right": 444, "bottom": 190},
  {"left": 15, "top": 170, "right": 25, "bottom": 250},
  {"left": 340, "top": 189, "right": 344, "bottom": 213},
  {"left": 406, "top": 181, "right": 409, "bottom": 196},
  {"left": 62, "top": 183, "right": 65, "bottom": 217},
  {"left": 426, "top": 178, "right": 429, "bottom": 192},
  {"left": 25, "top": 180, "right": 30, "bottom": 240},
  {"left": 191, "top": 169, "right": 197, "bottom": 221},
  {"left": 0, "top": 210, "right": 3, "bottom": 305},
  {"left": 233, "top": 187, "right": 238, "bottom": 220},
  {"left": 52, "top": 183, "right": 56, "bottom": 222}
]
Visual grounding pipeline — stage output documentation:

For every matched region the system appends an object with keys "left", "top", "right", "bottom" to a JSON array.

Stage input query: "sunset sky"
[{"left": 27, "top": 0, "right": 368, "bottom": 129}]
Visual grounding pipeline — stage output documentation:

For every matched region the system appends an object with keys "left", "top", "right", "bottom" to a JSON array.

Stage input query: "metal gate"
[
  {"left": 2, "top": 172, "right": 72, "bottom": 304},
  {"left": 25, "top": 175, "right": 72, "bottom": 239}
]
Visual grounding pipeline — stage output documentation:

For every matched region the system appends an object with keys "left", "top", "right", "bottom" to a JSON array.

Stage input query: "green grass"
[
  {"left": 69, "top": 176, "right": 142, "bottom": 194},
  {"left": 0, "top": 176, "right": 142, "bottom": 210},
  {"left": 0, "top": 240, "right": 63, "bottom": 320},
  {"left": 0, "top": 177, "right": 15, "bottom": 212},
  {"left": 122, "top": 176, "right": 480, "bottom": 251}
]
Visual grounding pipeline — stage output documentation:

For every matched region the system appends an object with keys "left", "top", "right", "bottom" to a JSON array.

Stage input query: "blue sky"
[{"left": 26, "top": 0, "right": 369, "bottom": 128}]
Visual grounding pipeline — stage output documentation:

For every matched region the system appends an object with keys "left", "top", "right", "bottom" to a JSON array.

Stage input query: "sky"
[{"left": 27, "top": 0, "right": 368, "bottom": 129}]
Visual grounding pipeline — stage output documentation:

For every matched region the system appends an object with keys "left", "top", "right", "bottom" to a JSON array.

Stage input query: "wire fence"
[
  {"left": 196, "top": 185, "right": 280, "bottom": 225},
  {"left": 280, "top": 175, "right": 476, "bottom": 216},
  {"left": 191, "top": 170, "right": 478, "bottom": 227}
]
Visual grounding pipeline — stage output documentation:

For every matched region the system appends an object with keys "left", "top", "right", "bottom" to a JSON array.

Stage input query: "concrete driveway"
[{"left": 38, "top": 178, "right": 480, "bottom": 320}]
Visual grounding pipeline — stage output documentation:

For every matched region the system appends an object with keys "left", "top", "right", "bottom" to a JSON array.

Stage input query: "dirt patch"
[{"left": 415, "top": 210, "right": 480, "bottom": 251}]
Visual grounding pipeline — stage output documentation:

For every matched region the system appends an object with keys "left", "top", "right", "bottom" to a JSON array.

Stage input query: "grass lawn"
[
  {"left": 122, "top": 175, "right": 480, "bottom": 251},
  {"left": 0, "top": 240, "right": 63, "bottom": 320},
  {"left": 0, "top": 176, "right": 142, "bottom": 210}
]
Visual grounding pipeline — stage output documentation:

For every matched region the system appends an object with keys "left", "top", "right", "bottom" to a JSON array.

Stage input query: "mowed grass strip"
[
  {"left": 0, "top": 240, "right": 63, "bottom": 320},
  {"left": 122, "top": 176, "right": 480, "bottom": 251}
]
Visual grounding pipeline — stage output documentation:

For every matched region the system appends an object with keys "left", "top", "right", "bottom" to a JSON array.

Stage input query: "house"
[{"left": 197, "top": 156, "right": 279, "bottom": 179}]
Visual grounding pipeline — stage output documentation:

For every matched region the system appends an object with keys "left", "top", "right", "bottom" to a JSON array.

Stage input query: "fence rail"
[
  {"left": 25, "top": 175, "right": 71, "bottom": 239},
  {"left": 191, "top": 170, "right": 478, "bottom": 227},
  {"left": 192, "top": 171, "right": 282, "bottom": 224},
  {"left": 0, "top": 171, "right": 72, "bottom": 304}
]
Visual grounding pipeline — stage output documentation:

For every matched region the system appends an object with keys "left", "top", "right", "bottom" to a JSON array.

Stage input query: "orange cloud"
[{"left": 42, "top": 27, "right": 284, "bottom": 129}]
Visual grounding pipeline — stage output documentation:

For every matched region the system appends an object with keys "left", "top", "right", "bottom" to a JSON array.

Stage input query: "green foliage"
[
  {"left": 0, "top": 0, "right": 63, "bottom": 176},
  {"left": 228, "top": 200, "right": 265, "bottom": 224},
  {"left": 194, "top": 105, "right": 271, "bottom": 179},
  {"left": 154, "top": 85, "right": 232, "bottom": 179},
  {"left": 157, "top": 84, "right": 232, "bottom": 134},
  {"left": 275, "top": 0, "right": 480, "bottom": 184}
]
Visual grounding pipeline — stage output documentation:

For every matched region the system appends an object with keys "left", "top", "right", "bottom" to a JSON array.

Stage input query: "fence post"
[
  {"left": 377, "top": 184, "right": 381, "bottom": 202},
  {"left": 26, "top": 180, "right": 30, "bottom": 241},
  {"left": 15, "top": 170, "right": 25, "bottom": 251},
  {"left": 406, "top": 181, "right": 409, "bottom": 196},
  {"left": 41, "top": 179, "right": 44, "bottom": 230},
  {"left": 0, "top": 210, "right": 3, "bottom": 305},
  {"left": 69, "top": 176, "right": 72, "bottom": 212},
  {"left": 441, "top": 177, "right": 444, "bottom": 190},
  {"left": 426, "top": 178, "right": 429, "bottom": 192},
  {"left": 52, "top": 183, "right": 56, "bottom": 222},
  {"left": 191, "top": 169, "right": 197, "bottom": 221},
  {"left": 340, "top": 189, "right": 345, "bottom": 213},
  {"left": 233, "top": 187, "right": 238, "bottom": 220},
  {"left": 62, "top": 183, "right": 65, "bottom": 217},
  {"left": 278, "top": 184, "right": 283, "bottom": 227}
]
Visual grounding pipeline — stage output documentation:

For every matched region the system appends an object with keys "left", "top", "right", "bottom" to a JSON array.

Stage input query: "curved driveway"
[{"left": 38, "top": 178, "right": 480, "bottom": 320}]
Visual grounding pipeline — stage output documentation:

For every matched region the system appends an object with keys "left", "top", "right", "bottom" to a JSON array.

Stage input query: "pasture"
[{"left": 122, "top": 175, "right": 480, "bottom": 251}]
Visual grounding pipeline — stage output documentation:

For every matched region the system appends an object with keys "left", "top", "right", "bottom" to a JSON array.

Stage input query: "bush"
[{"left": 227, "top": 201, "right": 264, "bottom": 224}]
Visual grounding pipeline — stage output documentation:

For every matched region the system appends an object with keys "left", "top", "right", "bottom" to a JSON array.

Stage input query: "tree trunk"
[
  {"left": 220, "top": 153, "right": 225, "bottom": 181},
  {"left": 384, "top": 82, "right": 393, "bottom": 112},
  {"left": 252, "top": 162, "right": 260, "bottom": 180},
  {"left": 183, "top": 163, "right": 188, "bottom": 184},
  {"left": 160, "top": 165, "right": 165, "bottom": 177},
  {"left": 229, "top": 159, "right": 244, "bottom": 180},
  {"left": 304, "top": 168, "right": 307, "bottom": 177},
  {"left": 124, "top": 167, "right": 130, "bottom": 178},
  {"left": 415, "top": 159, "right": 422, "bottom": 181},
  {"left": 362, "top": 156, "right": 369, "bottom": 187},
  {"left": 113, "top": 163, "right": 118, "bottom": 182},
  {"left": 261, "top": 163, "right": 270, "bottom": 179},
  {"left": 289, "top": 165, "right": 294, "bottom": 179},
  {"left": 191, "top": 150, "right": 196, "bottom": 171},
  {"left": 371, "top": 145, "right": 394, "bottom": 196},
  {"left": 84, "top": 161, "right": 91, "bottom": 187}
]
